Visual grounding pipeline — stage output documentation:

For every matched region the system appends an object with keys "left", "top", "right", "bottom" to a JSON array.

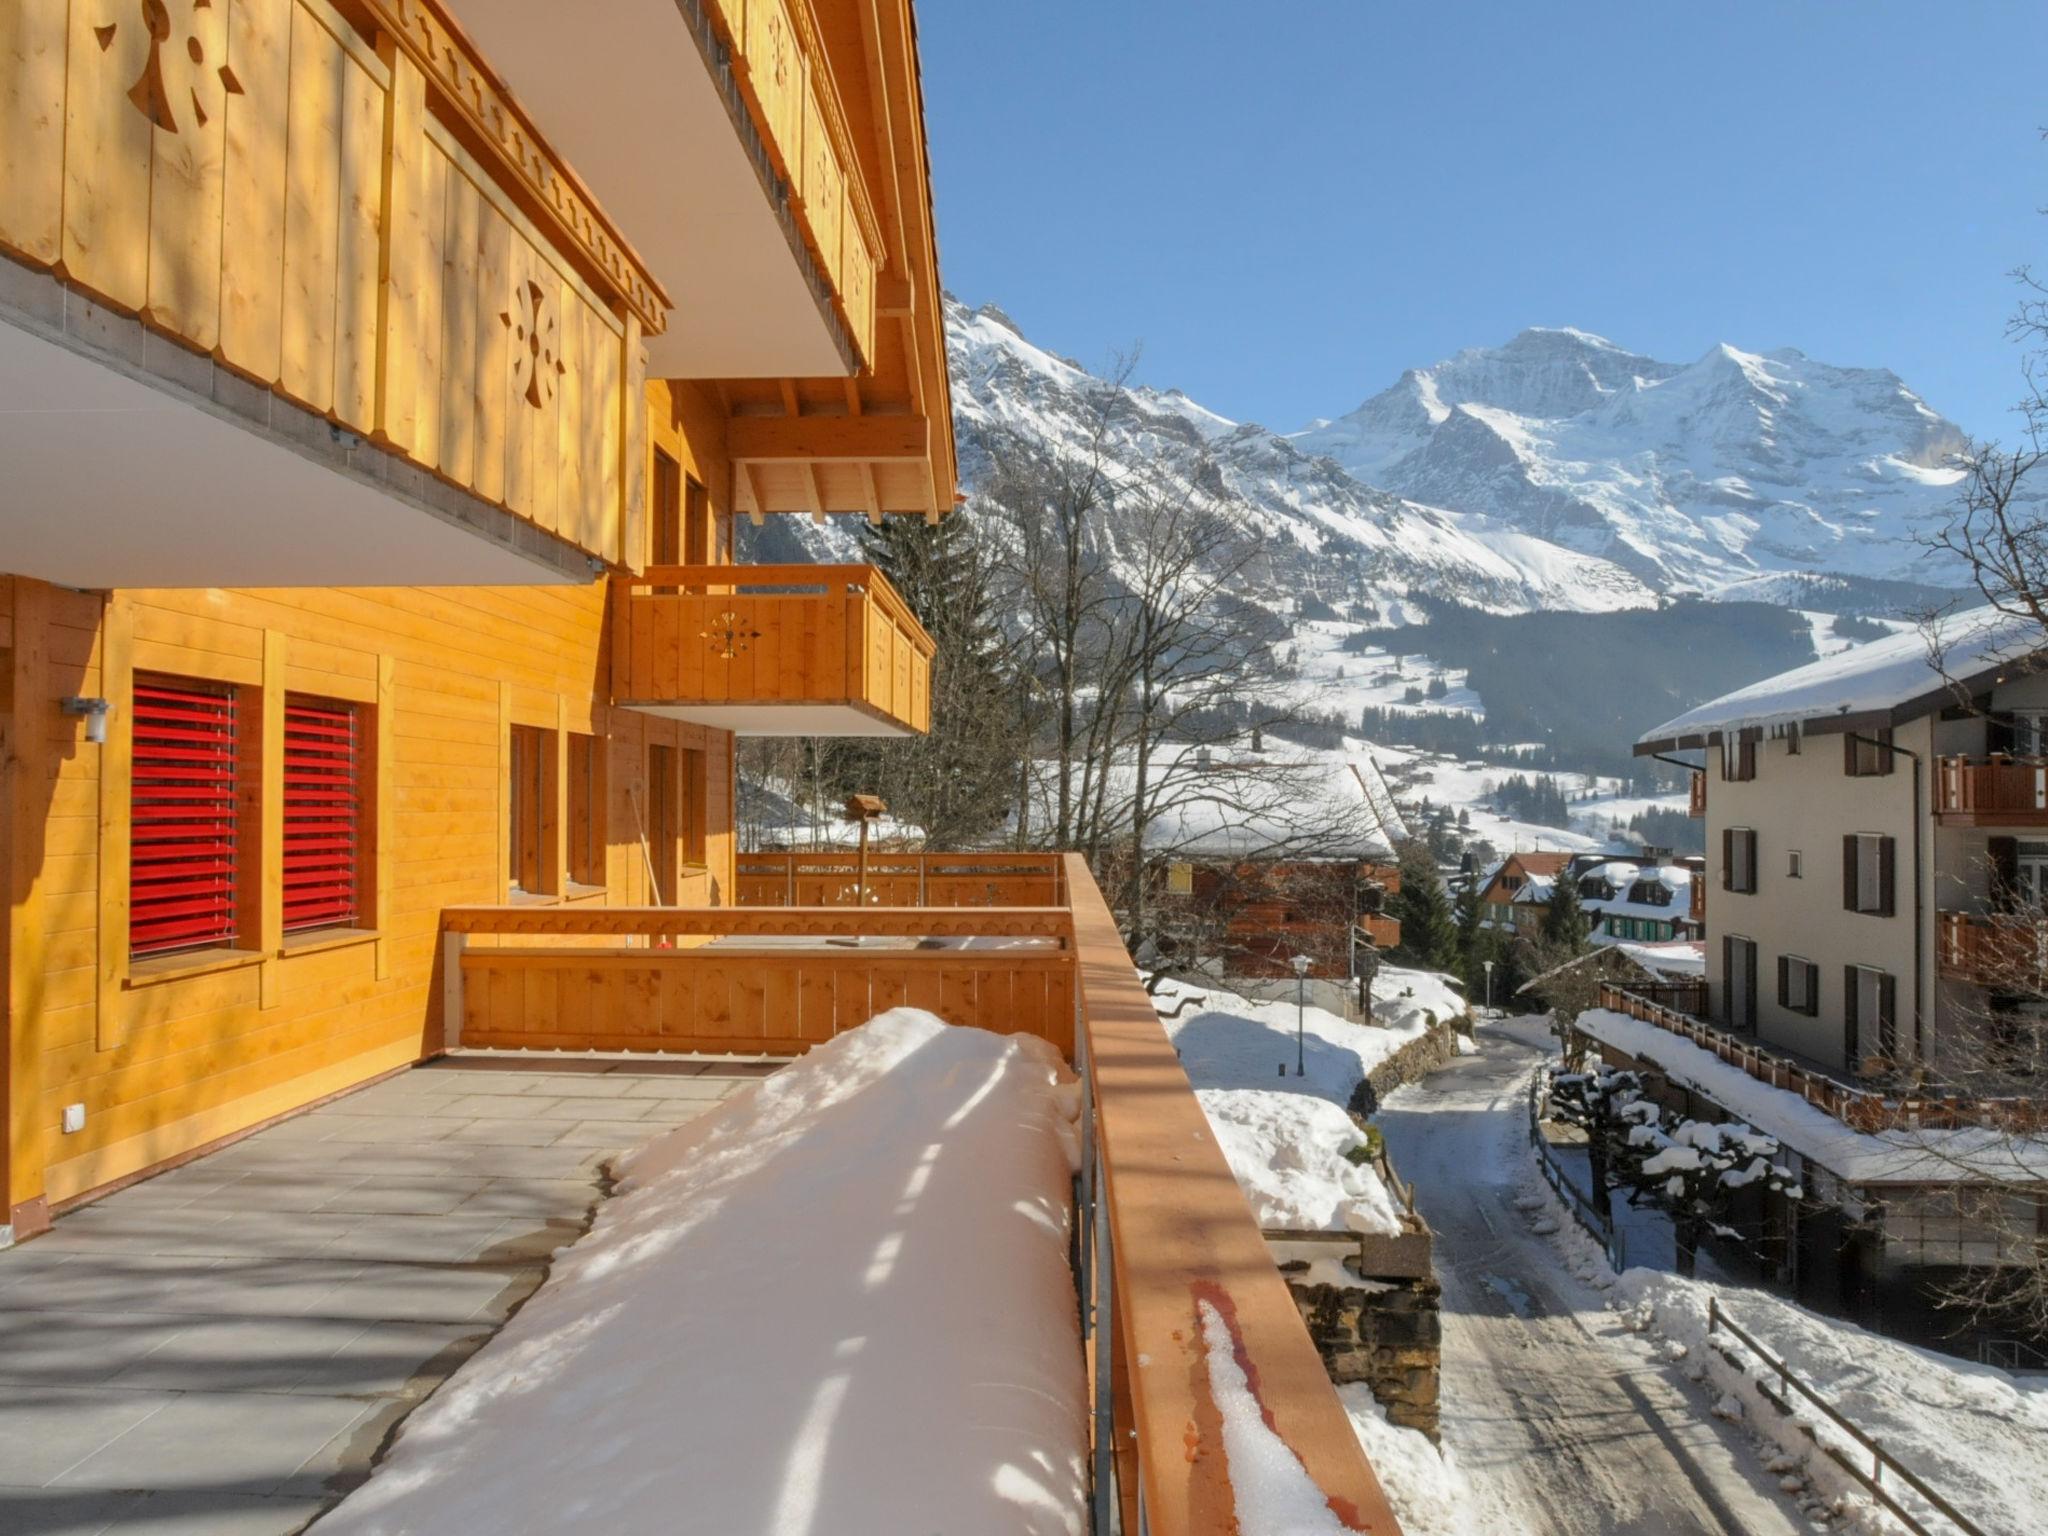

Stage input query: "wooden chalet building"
[{"left": 0, "top": 3, "right": 1406, "bottom": 1525}]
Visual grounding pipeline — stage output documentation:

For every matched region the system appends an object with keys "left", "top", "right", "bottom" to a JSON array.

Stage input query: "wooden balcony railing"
[
  {"left": 1937, "top": 909, "right": 2048, "bottom": 988},
  {"left": 2, "top": 0, "right": 663, "bottom": 565},
  {"left": 1934, "top": 756, "right": 2048, "bottom": 825},
  {"left": 1595, "top": 984, "right": 2044, "bottom": 1133},
  {"left": 736, "top": 851, "right": 1063, "bottom": 907},
  {"left": 615, "top": 564, "right": 933, "bottom": 734},
  {"left": 438, "top": 853, "right": 1403, "bottom": 1531},
  {"left": 1688, "top": 771, "right": 1707, "bottom": 818},
  {"left": 1360, "top": 912, "right": 1402, "bottom": 948},
  {"left": 1689, "top": 877, "right": 1705, "bottom": 927}
]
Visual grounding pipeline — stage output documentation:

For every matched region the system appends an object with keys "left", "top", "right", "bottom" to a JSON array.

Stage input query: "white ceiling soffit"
[
  {"left": 455, "top": 0, "right": 850, "bottom": 380},
  {"left": 621, "top": 702, "right": 917, "bottom": 738},
  {"left": 0, "top": 316, "right": 579, "bottom": 590}
]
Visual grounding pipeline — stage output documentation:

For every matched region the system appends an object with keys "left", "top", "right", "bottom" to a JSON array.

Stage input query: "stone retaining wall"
[{"left": 1281, "top": 1268, "right": 1442, "bottom": 1441}]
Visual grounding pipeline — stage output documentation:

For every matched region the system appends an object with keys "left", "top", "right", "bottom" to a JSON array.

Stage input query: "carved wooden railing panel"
[
  {"left": 1934, "top": 755, "right": 2048, "bottom": 825},
  {"left": 734, "top": 852, "right": 1065, "bottom": 908},
  {"left": 705, "top": 0, "right": 881, "bottom": 362},
  {"left": 1, "top": 0, "right": 660, "bottom": 565},
  {"left": 616, "top": 564, "right": 933, "bottom": 733}
]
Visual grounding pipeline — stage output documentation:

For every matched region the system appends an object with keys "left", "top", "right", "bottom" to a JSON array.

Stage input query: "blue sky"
[{"left": 918, "top": 1, "right": 2048, "bottom": 438}]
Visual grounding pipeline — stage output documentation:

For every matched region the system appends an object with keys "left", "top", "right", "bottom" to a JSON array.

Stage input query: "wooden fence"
[{"left": 1707, "top": 1296, "right": 1986, "bottom": 1536}]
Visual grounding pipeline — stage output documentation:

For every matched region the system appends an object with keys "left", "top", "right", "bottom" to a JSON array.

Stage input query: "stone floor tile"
[
  {"left": 309, "top": 1179, "right": 487, "bottom": 1218},
  {"left": 85, "top": 1487, "right": 327, "bottom": 1535},
  {"left": 548, "top": 1119, "right": 667, "bottom": 1151},
  {"left": 0, "top": 1483, "right": 146, "bottom": 1535},
  {"left": 0, "top": 1388, "right": 177, "bottom": 1487},
  {"left": 50, "top": 1392, "right": 374, "bottom": 1494},
  {"left": 621, "top": 1075, "right": 734, "bottom": 1099},
  {"left": 0, "top": 1313, "right": 201, "bottom": 1388},
  {"left": 438, "top": 1119, "right": 569, "bottom": 1147}
]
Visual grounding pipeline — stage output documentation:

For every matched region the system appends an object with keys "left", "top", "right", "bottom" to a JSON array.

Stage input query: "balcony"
[
  {"left": 0, "top": 0, "right": 663, "bottom": 587},
  {"left": 1938, "top": 909, "right": 2048, "bottom": 988},
  {"left": 1688, "top": 770, "right": 1706, "bottom": 818},
  {"left": 440, "top": 853, "right": 1404, "bottom": 1531},
  {"left": 1934, "top": 756, "right": 2048, "bottom": 825},
  {"left": 736, "top": 851, "right": 1065, "bottom": 906},
  {"left": 453, "top": 0, "right": 879, "bottom": 379},
  {"left": 613, "top": 564, "right": 932, "bottom": 735}
]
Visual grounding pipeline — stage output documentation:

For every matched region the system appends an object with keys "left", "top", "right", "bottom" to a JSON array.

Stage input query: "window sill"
[
  {"left": 279, "top": 927, "right": 381, "bottom": 958},
  {"left": 506, "top": 888, "right": 561, "bottom": 907},
  {"left": 562, "top": 881, "right": 609, "bottom": 902},
  {"left": 126, "top": 947, "right": 266, "bottom": 987}
]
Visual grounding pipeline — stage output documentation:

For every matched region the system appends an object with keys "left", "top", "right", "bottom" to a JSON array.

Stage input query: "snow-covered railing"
[
  {"left": 735, "top": 850, "right": 1065, "bottom": 908},
  {"left": 1596, "top": 984, "right": 2046, "bottom": 1134},
  {"left": 1061, "top": 854, "right": 1403, "bottom": 1533},
  {"left": 1706, "top": 1295, "right": 1989, "bottom": 1536},
  {"left": 1933, "top": 754, "right": 2048, "bottom": 824}
]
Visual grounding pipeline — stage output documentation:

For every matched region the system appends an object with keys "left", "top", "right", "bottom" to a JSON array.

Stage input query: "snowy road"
[{"left": 1375, "top": 1016, "right": 1814, "bottom": 1536}]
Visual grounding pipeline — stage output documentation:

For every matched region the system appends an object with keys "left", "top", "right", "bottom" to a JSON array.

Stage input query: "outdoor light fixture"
[
  {"left": 1291, "top": 953, "right": 1312, "bottom": 1077},
  {"left": 60, "top": 696, "right": 111, "bottom": 745},
  {"left": 1483, "top": 958, "right": 1496, "bottom": 1017}
]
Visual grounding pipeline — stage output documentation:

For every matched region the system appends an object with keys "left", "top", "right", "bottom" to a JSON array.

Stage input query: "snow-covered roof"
[
  {"left": 1578, "top": 859, "right": 1641, "bottom": 889},
  {"left": 1636, "top": 604, "right": 2042, "bottom": 752},
  {"left": 1614, "top": 940, "right": 1705, "bottom": 979},
  {"left": 1574, "top": 1008, "right": 2048, "bottom": 1185}
]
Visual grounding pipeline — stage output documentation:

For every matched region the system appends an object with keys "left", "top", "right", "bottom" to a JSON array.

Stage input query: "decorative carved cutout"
[
  {"left": 102, "top": 0, "right": 242, "bottom": 135},
  {"left": 501, "top": 280, "right": 563, "bottom": 409},
  {"left": 703, "top": 610, "right": 763, "bottom": 660}
]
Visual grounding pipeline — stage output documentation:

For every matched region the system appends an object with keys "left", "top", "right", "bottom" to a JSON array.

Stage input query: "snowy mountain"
[{"left": 1294, "top": 327, "right": 1969, "bottom": 592}]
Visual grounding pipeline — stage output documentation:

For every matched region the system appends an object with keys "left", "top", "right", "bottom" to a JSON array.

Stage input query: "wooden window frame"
[
  {"left": 1722, "top": 827, "right": 1758, "bottom": 894},
  {"left": 1777, "top": 953, "right": 1819, "bottom": 1017},
  {"left": 508, "top": 723, "right": 560, "bottom": 898},
  {"left": 1844, "top": 964, "right": 1898, "bottom": 1068},
  {"left": 1844, "top": 728, "right": 1896, "bottom": 778},
  {"left": 680, "top": 744, "right": 708, "bottom": 869},
  {"left": 130, "top": 675, "right": 246, "bottom": 960},
  {"left": 566, "top": 731, "right": 606, "bottom": 892},
  {"left": 646, "top": 742, "right": 678, "bottom": 904},
  {"left": 1841, "top": 832, "right": 1895, "bottom": 917},
  {"left": 1724, "top": 934, "right": 1759, "bottom": 1032}
]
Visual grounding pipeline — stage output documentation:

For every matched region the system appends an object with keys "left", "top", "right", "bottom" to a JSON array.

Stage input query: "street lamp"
[
  {"left": 1482, "top": 958, "right": 1495, "bottom": 1017},
  {"left": 1291, "top": 953, "right": 1312, "bottom": 1077}
]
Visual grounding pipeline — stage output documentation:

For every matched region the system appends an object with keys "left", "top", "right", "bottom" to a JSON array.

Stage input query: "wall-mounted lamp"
[{"left": 60, "top": 696, "right": 111, "bottom": 745}]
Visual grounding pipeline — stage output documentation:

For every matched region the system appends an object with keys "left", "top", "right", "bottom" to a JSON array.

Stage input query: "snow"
[
  {"left": 1337, "top": 1386, "right": 1477, "bottom": 1536},
  {"left": 1161, "top": 967, "right": 1463, "bottom": 1108},
  {"left": 1639, "top": 604, "right": 2040, "bottom": 748},
  {"left": 1197, "top": 1300, "right": 1357, "bottom": 1535},
  {"left": 1613, "top": 1271, "right": 2048, "bottom": 1536},
  {"left": 315, "top": 1011, "right": 1088, "bottom": 1536},
  {"left": 1573, "top": 1006, "right": 2048, "bottom": 1184},
  {"left": 1614, "top": 939, "right": 1706, "bottom": 978},
  {"left": 1195, "top": 1088, "right": 1403, "bottom": 1237}
]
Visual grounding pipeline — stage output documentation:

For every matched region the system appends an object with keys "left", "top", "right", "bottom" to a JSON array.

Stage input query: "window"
[
  {"left": 1722, "top": 827, "right": 1758, "bottom": 893},
  {"left": 1844, "top": 728, "right": 1895, "bottom": 777},
  {"left": 1844, "top": 964, "right": 1897, "bottom": 1068},
  {"left": 646, "top": 743, "right": 677, "bottom": 904},
  {"left": 282, "top": 695, "right": 360, "bottom": 933},
  {"left": 1724, "top": 935, "right": 1758, "bottom": 1031},
  {"left": 1722, "top": 732, "right": 1756, "bottom": 782},
  {"left": 684, "top": 475, "right": 711, "bottom": 565},
  {"left": 680, "top": 746, "right": 707, "bottom": 867},
  {"left": 1842, "top": 833, "right": 1895, "bottom": 916},
  {"left": 131, "top": 676, "right": 241, "bottom": 957},
  {"left": 652, "top": 449, "right": 682, "bottom": 569},
  {"left": 1777, "top": 954, "right": 1819, "bottom": 1016},
  {"left": 1990, "top": 837, "right": 2048, "bottom": 912},
  {"left": 509, "top": 724, "right": 556, "bottom": 896},
  {"left": 1787, "top": 848, "right": 1803, "bottom": 880},
  {"left": 566, "top": 732, "right": 605, "bottom": 889}
]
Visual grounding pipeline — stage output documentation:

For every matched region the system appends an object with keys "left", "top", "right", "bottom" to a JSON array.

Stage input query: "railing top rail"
[
  {"left": 1063, "top": 854, "right": 1400, "bottom": 1533},
  {"left": 736, "top": 851, "right": 1066, "bottom": 870},
  {"left": 441, "top": 905, "right": 1073, "bottom": 940},
  {"left": 629, "top": 563, "right": 935, "bottom": 656}
]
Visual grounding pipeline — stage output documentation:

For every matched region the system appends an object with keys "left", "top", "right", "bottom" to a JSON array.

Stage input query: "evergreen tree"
[
  {"left": 1540, "top": 872, "right": 1589, "bottom": 953},
  {"left": 1452, "top": 878, "right": 1483, "bottom": 967},
  {"left": 1391, "top": 840, "right": 1459, "bottom": 969}
]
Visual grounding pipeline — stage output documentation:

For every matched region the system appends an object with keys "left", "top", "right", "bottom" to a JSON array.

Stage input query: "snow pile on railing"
[
  {"left": 1197, "top": 1088, "right": 1403, "bottom": 1236},
  {"left": 315, "top": 1011, "right": 1087, "bottom": 1536}
]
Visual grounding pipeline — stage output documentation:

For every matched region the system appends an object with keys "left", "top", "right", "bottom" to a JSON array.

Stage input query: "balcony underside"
[
  {"left": 618, "top": 699, "right": 918, "bottom": 737},
  {"left": 455, "top": 0, "right": 854, "bottom": 379},
  {"left": 0, "top": 292, "right": 586, "bottom": 589}
]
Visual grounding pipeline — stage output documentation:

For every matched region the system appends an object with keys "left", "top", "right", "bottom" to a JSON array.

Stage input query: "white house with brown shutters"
[{"left": 1636, "top": 606, "right": 2048, "bottom": 1086}]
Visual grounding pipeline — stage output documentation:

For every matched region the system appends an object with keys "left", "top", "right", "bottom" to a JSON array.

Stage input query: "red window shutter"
[
  {"left": 131, "top": 678, "right": 240, "bottom": 957},
  {"left": 283, "top": 695, "right": 360, "bottom": 932}
]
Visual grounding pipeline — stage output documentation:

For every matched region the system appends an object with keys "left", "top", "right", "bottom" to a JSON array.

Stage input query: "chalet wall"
[{"left": 3, "top": 564, "right": 735, "bottom": 1220}]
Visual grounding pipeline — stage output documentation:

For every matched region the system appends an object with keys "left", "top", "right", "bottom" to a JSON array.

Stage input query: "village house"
[{"left": 0, "top": 2, "right": 1399, "bottom": 1527}]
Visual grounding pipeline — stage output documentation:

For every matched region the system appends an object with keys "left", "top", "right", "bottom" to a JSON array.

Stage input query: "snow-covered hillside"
[{"left": 1295, "top": 327, "right": 1968, "bottom": 593}]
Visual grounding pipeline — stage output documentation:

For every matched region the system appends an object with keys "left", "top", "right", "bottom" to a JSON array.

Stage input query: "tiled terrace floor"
[{"left": 0, "top": 1054, "right": 777, "bottom": 1535}]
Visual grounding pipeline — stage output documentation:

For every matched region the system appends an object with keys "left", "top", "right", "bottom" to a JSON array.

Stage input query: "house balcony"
[
  {"left": 438, "top": 853, "right": 1404, "bottom": 1531},
  {"left": 736, "top": 851, "right": 1065, "bottom": 907},
  {"left": 1937, "top": 909, "right": 2048, "bottom": 988},
  {"left": 1689, "top": 771, "right": 1707, "bottom": 817},
  {"left": 612, "top": 563, "right": 932, "bottom": 736},
  {"left": 0, "top": 0, "right": 665, "bottom": 589},
  {"left": 452, "top": 0, "right": 880, "bottom": 380},
  {"left": 1933, "top": 756, "right": 2048, "bottom": 826}
]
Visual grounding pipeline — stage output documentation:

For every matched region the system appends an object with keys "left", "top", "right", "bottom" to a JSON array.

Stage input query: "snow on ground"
[
  {"left": 1160, "top": 966, "right": 1465, "bottom": 1107},
  {"left": 1283, "top": 618, "right": 1485, "bottom": 724},
  {"left": 1339, "top": 1386, "right": 1478, "bottom": 1536},
  {"left": 1373, "top": 744, "right": 1612, "bottom": 855},
  {"left": 316, "top": 1011, "right": 1087, "bottom": 1536},
  {"left": 1613, "top": 1271, "right": 2048, "bottom": 1536},
  {"left": 1195, "top": 1088, "right": 1402, "bottom": 1236}
]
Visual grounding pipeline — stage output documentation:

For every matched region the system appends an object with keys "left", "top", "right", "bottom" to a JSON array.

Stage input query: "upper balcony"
[
  {"left": 613, "top": 563, "right": 932, "bottom": 735},
  {"left": 0, "top": 0, "right": 667, "bottom": 588},
  {"left": 1934, "top": 755, "right": 2048, "bottom": 826}
]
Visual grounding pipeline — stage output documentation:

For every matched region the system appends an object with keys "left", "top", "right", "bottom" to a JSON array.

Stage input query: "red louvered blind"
[
  {"left": 131, "top": 678, "right": 240, "bottom": 957},
  {"left": 283, "top": 695, "right": 360, "bottom": 933}
]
